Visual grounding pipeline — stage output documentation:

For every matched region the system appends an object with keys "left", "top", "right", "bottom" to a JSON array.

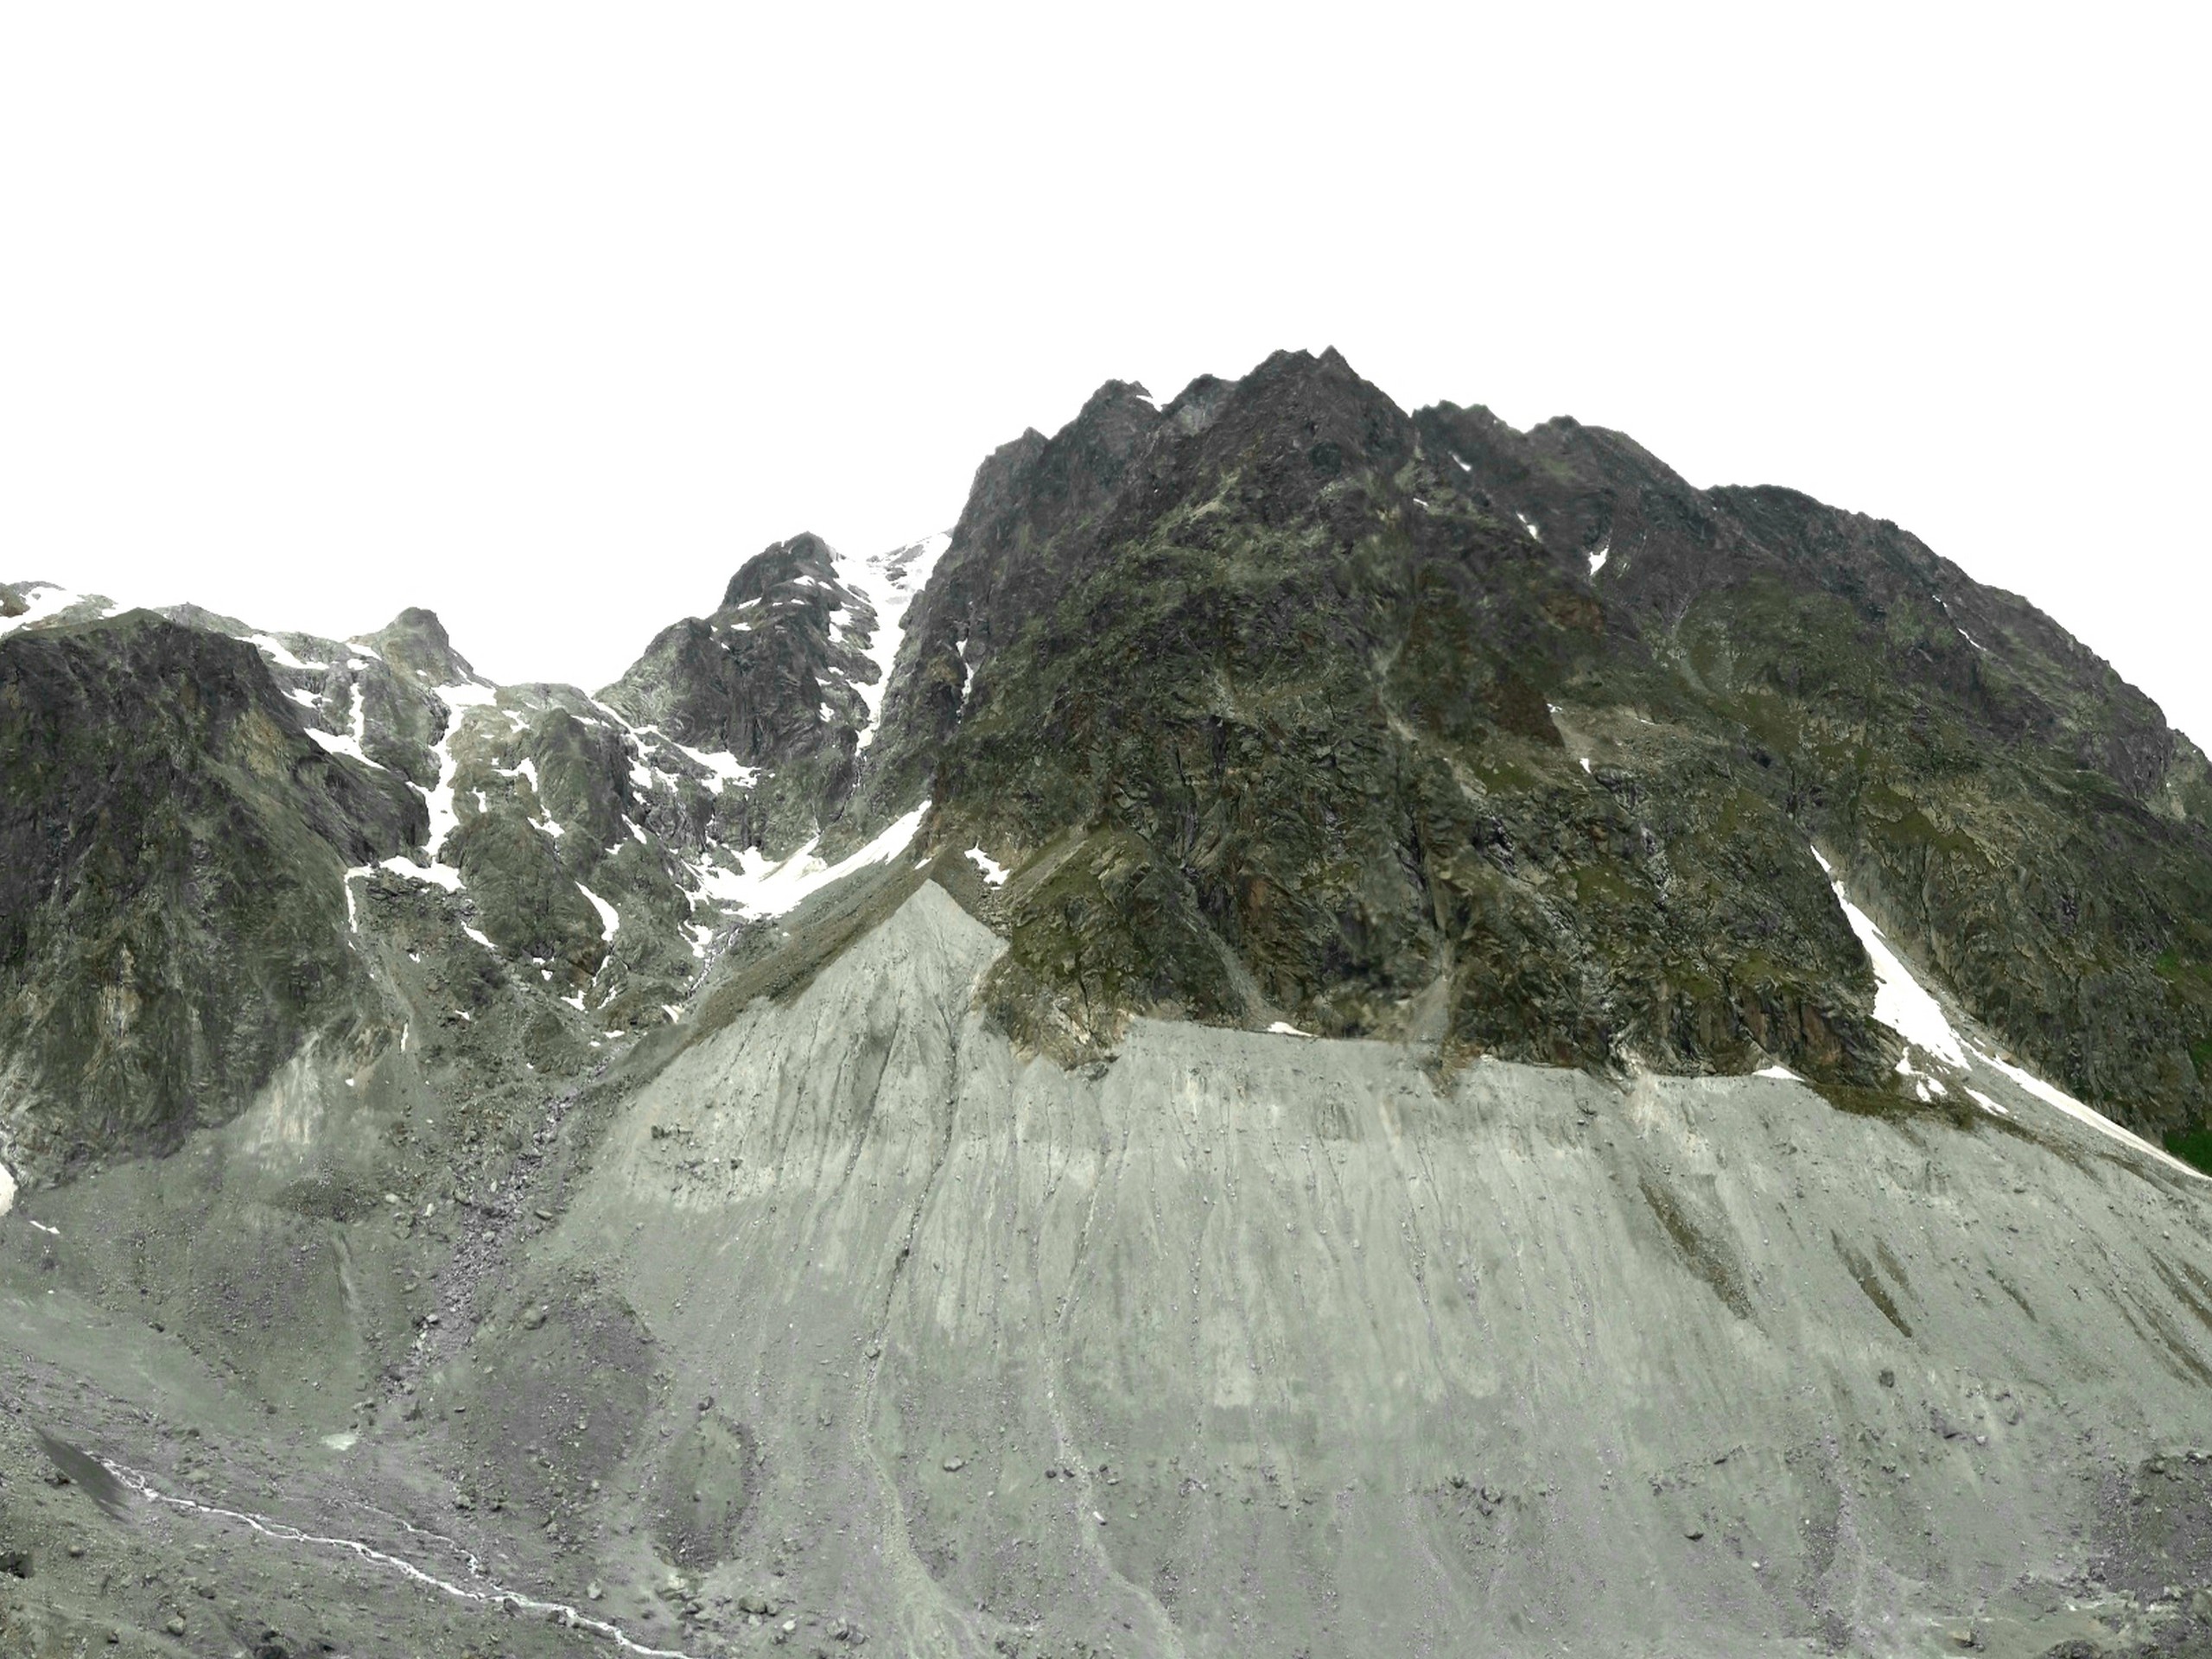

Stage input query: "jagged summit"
[{"left": 353, "top": 606, "right": 480, "bottom": 690}]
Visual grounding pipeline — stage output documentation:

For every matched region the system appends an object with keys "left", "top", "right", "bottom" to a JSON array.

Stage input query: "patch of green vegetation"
[
  {"left": 2164, "top": 1126, "right": 2212, "bottom": 1178},
  {"left": 1809, "top": 1079, "right": 1974, "bottom": 1132}
]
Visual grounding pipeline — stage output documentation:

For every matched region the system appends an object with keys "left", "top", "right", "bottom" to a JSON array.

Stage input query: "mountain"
[{"left": 2, "top": 353, "right": 2210, "bottom": 1657}]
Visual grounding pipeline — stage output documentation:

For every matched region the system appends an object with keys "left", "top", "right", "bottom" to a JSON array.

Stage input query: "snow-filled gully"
[
  {"left": 1813, "top": 844, "right": 2203, "bottom": 1180},
  {"left": 100, "top": 1456, "right": 702, "bottom": 1658}
]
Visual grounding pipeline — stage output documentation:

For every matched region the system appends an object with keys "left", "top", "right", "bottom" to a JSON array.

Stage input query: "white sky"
[{"left": 3, "top": 5, "right": 2205, "bottom": 744}]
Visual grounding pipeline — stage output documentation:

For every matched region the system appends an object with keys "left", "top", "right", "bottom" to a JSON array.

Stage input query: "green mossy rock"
[{"left": 0, "top": 612, "right": 423, "bottom": 1168}]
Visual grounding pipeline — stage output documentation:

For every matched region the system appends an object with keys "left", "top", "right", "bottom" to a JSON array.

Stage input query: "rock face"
[
  {"left": 1418, "top": 401, "right": 2212, "bottom": 1128},
  {"left": 853, "top": 351, "right": 2212, "bottom": 1134},
  {"left": 602, "top": 530, "right": 948, "bottom": 857},
  {"left": 2, "top": 348, "right": 2211, "bottom": 1655},
  {"left": 0, "top": 611, "right": 422, "bottom": 1167}
]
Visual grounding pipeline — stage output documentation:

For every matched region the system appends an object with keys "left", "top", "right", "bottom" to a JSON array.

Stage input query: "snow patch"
[
  {"left": 672, "top": 743, "right": 759, "bottom": 790},
  {"left": 403, "top": 681, "right": 500, "bottom": 885},
  {"left": 831, "top": 532, "right": 953, "bottom": 750},
  {"left": 1754, "top": 1065, "right": 1801, "bottom": 1080},
  {"left": 0, "top": 1160, "right": 14, "bottom": 1217},
  {"left": 965, "top": 847, "right": 1010, "bottom": 887},
  {"left": 1815, "top": 851, "right": 1967, "bottom": 1069},
  {"left": 461, "top": 925, "right": 494, "bottom": 950},
  {"left": 341, "top": 866, "right": 371, "bottom": 931},
  {"left": 1587, "top": 540, "right": 1611, "bottom": 577},
  {"left": 0, "top": 582, "right": 110, "bottom": 636},
  {"left": 1267, "top": 1021, "right": 1315, "bottom": 1038},
  {"left": 306, "top": 727, "right": 377, "bottom": 766},
  {"left": 692, "top": 804, "right": 929, "bottom": 922},
  {"left": 249, "top": 633, "right": 314, "bottom": 670},
  {"left": 379, "top": 855, "right": 462, "bottom": 893},
  {"left": 1516, "top": 512, "right": 1541, "bottom": 542},
  {"left": 576, "top": 882, "right": 620, "bottom": 943}
]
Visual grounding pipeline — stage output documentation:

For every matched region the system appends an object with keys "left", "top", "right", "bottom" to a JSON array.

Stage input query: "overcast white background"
[{"left": 3, "top": 5, "right": 2205, "bottom": 743}]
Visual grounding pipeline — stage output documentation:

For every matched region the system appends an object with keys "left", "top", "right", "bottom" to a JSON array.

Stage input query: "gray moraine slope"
[{"left": 5, "top": 878, "right": 2212, "bottom": 1656}]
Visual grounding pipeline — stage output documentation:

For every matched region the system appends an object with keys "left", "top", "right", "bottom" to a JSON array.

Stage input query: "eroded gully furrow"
[
  {"left": 849, "top": 988, "right": 988, "bottom": 1659},
  {"left": 99, "top": 1456, "right": 702, "bottom": 1659}
]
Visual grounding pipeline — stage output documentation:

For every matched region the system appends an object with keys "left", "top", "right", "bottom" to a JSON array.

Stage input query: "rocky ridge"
[{"left": 3, "top": 349, "right": 2209, "bottom": 1181}]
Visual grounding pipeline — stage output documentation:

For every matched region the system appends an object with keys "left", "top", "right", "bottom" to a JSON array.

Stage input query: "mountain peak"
[
  {"left": 355, "top": 606, "right": 477, "bottom": 688},
  {"left": 720, "top": 532, "right": 840, "bottom": 612}
]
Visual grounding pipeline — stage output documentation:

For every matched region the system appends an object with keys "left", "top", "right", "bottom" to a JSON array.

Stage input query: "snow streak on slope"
[
  {"left": 1971, "top": 1044, "right": 2203, "bottom": 1179},
  {"left": 1814, "top": 846, "right": 2203, "bottom": 1179},
  {"left": 1811, "top": 847, "right": 1967, "bottom": 1068},
  {"left": 832, "top": 532, "right": 951, "bottom": 748},
  {"left": 371, "top": 680, "right": 498, "bottom": 895},
  {"left": 577, "top": 881, "right": 620, "bottom": 943},
  {"left": 0, "top": 1159, "right": 15, "bottom": 1217}
]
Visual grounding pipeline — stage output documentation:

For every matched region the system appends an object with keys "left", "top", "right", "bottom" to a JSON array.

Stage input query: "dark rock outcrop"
[{"left": 0, "top": 612, "right": 423, "bottom": 1167}]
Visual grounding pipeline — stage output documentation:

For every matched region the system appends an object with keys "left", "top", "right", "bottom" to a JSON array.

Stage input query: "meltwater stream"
[{"left": 95, "top": 1453, "right": 702, "bottom": 1659}]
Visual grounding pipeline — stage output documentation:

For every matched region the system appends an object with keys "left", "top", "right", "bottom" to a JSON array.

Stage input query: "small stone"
[
  {"left": 587, "top": 1580, "right": 603, "bottom": 1600},
  {"left": 521, "top": 1306, "right": 547, "bottom": 1330},
  {"left": 942, "top": 1457, "right": 964, "bottom": 1472},
  {"left": 165, "top": 1614, "right": 188, "bottom": 1636},
  {"left": 1685, "top": 1529, "right": 1704, "bottom": 1541}
]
